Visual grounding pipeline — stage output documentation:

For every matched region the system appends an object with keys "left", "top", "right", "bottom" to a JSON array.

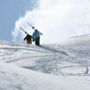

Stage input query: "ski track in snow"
[
  {"left": 0, "top": 41, "right": 90, "bottom": 76},
  {"left": 0, "top": 39, "right": 90, "bottom": 90}
]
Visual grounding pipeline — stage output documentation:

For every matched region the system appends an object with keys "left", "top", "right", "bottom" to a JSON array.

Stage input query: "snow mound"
[
  {"left": 0, "top": 38, "right": 90, "bottom": 90},
  {"left": 0, "top": 61, "right": 90, "bottom": 90},
  {"left": 62, "top": 34, "right": 90, "bottom": 46},
  {"left": 0, "top": 40, "right": 90, "bottom": 76}
]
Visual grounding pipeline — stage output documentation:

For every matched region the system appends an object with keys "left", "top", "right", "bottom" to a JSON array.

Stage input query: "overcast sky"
[{"left": 0, "top": 0, "right": 90, "bottom": 44}]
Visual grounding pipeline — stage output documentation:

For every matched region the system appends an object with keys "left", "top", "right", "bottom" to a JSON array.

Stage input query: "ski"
[
  {"left": 20, "top": 27, "right": 32, "bottom": 36},
  {"left": 20, "top": 27, "right": 28, "bottom": 34},
  {"left": 27, "top": 22, "right": 35, "bottom": 29},
  {"left": 27, "top": 22, "right": 43, "bottom": 35}
]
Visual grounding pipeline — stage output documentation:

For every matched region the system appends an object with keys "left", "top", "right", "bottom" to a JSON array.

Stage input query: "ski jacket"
[
  {"left": 32, "top": 30, "right": 41, "bottom": 39},
  {"left": 24, "top": 34, "right": 32, "bottom": 44}
]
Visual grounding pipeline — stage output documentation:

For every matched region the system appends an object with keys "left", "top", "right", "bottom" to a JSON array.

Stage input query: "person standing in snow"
[
  {"left": 32, "top": 29, "right": 42, "bottom": 46},
  {"left": 24, "top": 34, "right": 32, "bottom": 44}
]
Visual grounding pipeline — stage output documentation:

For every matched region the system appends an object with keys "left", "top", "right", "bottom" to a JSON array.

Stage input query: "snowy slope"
[
  {"left": 0, "top": 61, "right": 90, "bottom": 90},
  {"left": 0, "top": 36, "right": 90, "bottom": 90},
  {"left": 62, "top": 34, "right": 90, "bottom": 46},
  {"left": 61, "top": 34, "right": 90, "bottom": 66},
  {"left": 0, "top": 40, "right": 90, "bottom": 76}
]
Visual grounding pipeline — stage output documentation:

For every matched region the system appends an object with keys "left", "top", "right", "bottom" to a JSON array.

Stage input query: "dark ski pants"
[{"left": 35, "top": 37, "right": 40, "bottom": 46}]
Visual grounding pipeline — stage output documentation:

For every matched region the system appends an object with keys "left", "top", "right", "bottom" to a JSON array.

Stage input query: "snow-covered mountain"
[
  {"left": 62, "top": 34, "right": 90, "bottom": 46},
  {"left": 0, "top": 35, "right": 90, "bottom": 90}
]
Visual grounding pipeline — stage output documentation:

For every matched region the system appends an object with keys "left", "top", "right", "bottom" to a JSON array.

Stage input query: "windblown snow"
[{"left": 0, "top": 35, "right": 90, "bottom": 90}]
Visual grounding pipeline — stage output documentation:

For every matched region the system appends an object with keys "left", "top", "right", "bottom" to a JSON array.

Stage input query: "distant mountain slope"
[{"left": 62, "top": 34, "right": 90, "bottom": 46}]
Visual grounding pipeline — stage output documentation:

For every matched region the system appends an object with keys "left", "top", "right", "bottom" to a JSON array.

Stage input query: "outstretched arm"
[{"left": 37, "top": 30, "right": 43, "bottom": 35}]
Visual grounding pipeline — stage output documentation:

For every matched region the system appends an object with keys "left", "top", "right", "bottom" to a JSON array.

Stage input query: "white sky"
[{"left": 12, "top": 0, "right": 90, "bottom": 44}]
